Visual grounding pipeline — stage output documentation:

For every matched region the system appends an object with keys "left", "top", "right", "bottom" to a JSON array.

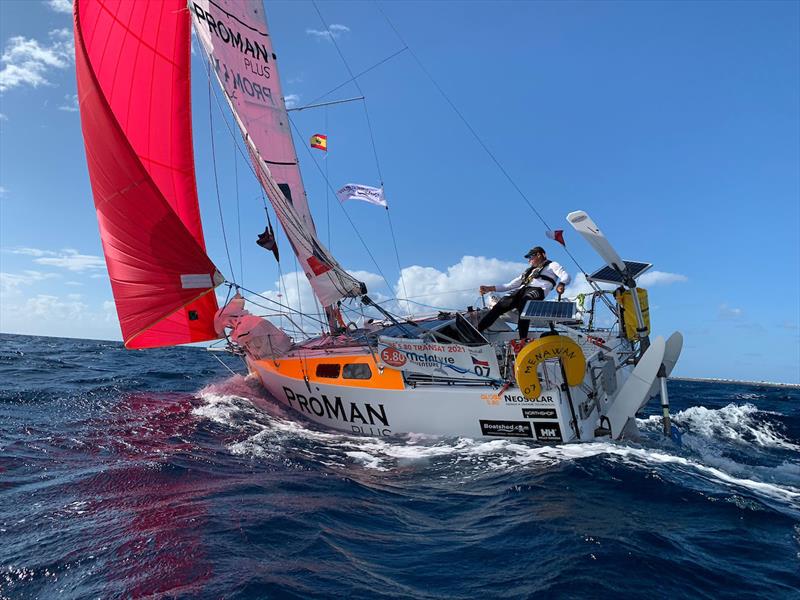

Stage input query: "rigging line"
[
  {"left": 210, "top": 350, "right": 241, "bottom": 376},
  {"left": 385, "top": 208, "right": 408, "bottom": 302},
  {"left": 288, "top": 96, "right": 364, "bottom": 113},
  {"left": 206, "top": 61, "right": 236, "bottom": 282},
  {"left": 288, "top": 117, "right": 394, "bottom": 296},
  {"left": 292, "top": 252, "right": 305, "bottom": 332},
  {"left": 233, "top": 136, "right": 243, "bottom": 283},
  {"left": 372, "top": 2, "right": 595, "bottom": 280},
  {"left": 325, "top": 106, "right": 330, "bottom": 249},
  {"left": 305, "top": 46, "right": 409, "bottom": 108},
  {"left": 311, "top": 2, "right": 408, "bottom": 303},
  {"left": 269, "top": 186, "right": 289, "bottom": 333},
  {"left": 311, "top": 1, "right": 384, "bottom": 184},
  {"left": 197, "top": 47, "right": 259, "bottom": 182},
  {"left": 233, "top": 283, "right": 328, "bottom": 328}
]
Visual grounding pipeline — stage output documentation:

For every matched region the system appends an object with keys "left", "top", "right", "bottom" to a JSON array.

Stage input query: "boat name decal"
[
  {"left": 193, "top": 3, "right": 271, "bottom": 64},
  {"left": 522, "top": 346, "right": 577, "bottom": 374},
  {"left": 283, "top": 387, "right": 389, "bottom": 427}
]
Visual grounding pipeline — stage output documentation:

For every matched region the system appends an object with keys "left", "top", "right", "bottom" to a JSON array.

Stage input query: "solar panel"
[
  {"left": 519, "top": 300, "right": 576, "bottom": 323},
  {"left": 587, "top": 260, "right": 651, "bottom": 285}
]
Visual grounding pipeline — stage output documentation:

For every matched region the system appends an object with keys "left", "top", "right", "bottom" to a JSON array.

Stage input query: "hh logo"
[{"left": 534, "top": 421, "right": 562, "bottom": 442}]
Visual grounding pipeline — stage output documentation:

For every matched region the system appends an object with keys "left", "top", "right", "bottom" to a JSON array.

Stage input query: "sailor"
[{"left": 477, "top": 246, "right": 570, "bottom": 339}]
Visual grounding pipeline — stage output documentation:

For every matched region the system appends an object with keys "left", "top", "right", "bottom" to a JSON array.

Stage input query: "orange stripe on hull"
[{"left": 251, "top": 354, "right": 405, "bottom": 390}]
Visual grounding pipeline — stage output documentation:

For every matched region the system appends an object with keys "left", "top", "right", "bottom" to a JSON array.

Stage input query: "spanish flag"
[{"left": 310, "top": 133, "right": 327, "bottom": 151}]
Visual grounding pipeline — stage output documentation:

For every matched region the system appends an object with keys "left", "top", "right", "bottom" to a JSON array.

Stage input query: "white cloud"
[
  {"left": 23, "top": 294, "right": 87, "bottom": 320},
  {"left": 563, "top": 269, "right": 687, "bottom": 298},
  {"left": 306, "top": 24, "right": 350, "bottom": 41},
  {"left": 0, "top": 185, "right": 7, "bottom": 197},
  {"left": 0, "top": 113, "right": 7, "bottom": 121},
  {"left": 719, "top": 303, "right": 743, "bottom": 320},
  {"left": 0, "top": 270, "right": 59, "bottom": 295},
  {"left": 33, "top": 249, "right": 105, "bottom": 272},
  {"left": 4, "top": 246, "right": 106, "bottom": 273},
  {"left": 0, "top": 28, "right": 75, "bottom": 92},
  {"left": 8, "top": 246, "right": 55, "bottom": 257},
  {"left": 638, "top": 270, "right": 688, "bottom": 286},
  {"left": 46, "top": 0, "right": 73, "bottom": 13},
  {"left": 563, "top": 272, "right": 596, "bottom": 298},
  {"left": 284, "top": 94, "right": 300, "bottom": 109},
  {"left": 102, "top": 300, "right": 117, "bottom": 322},
  {"left": 58, "top": 93, "right": 78, "bottom": 112},
  {"left": 256, "top": 270, "right": 325, "bottom": 336},
  {"left": 0, "top": 290, "right": 121, "bottom": 340},
  {"left": 394, "top": 255, "right": 524, "bottom": 315}
]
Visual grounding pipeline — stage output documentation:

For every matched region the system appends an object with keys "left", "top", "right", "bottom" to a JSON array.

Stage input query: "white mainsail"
[{"left": 191, "top": 0, "right": 365, "bottom": 306}]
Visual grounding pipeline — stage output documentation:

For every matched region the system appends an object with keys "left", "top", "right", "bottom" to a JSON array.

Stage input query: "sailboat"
[{"left": 74, "top": 0, "right": 683, "bottom": 443}]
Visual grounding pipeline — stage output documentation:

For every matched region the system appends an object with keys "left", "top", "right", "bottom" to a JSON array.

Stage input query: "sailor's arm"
[
  {"left": 480, "top": 274, "right": 523, "bottom": 295},
  {"left": 551, "top": 261, "right": 571, "bottom": 295}
]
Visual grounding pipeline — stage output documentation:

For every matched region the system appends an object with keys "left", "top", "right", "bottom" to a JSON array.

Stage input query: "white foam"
[
  {"left": 345, "top": 451, "right": 387, "bottom": 471},
  {"left": 639, "top": 403, "right": 799, "bottom": 451},
  {"left": 192, "top": 382, "right": 800, "bottom": 510}
]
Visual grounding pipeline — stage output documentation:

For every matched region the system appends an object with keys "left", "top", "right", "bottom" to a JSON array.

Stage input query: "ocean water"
[{"left": 0, "top": 333, "right": 798, "bottom": 599}]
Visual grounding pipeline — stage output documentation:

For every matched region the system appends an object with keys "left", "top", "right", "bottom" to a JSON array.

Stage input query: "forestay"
[
  {"left": 74, "top": 0, "right": 222, "bottom": 349},
  {"left": 191, "top": 0, "right": 364, "bottom": 306}
]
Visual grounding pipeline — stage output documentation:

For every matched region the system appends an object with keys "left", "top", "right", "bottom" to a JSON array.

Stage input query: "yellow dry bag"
[
  {"left": 514, "top": 335, "right": 586, "bottom": 400},
  {"left": 615, "top": 288, "right": 650, "bottom": 341}
]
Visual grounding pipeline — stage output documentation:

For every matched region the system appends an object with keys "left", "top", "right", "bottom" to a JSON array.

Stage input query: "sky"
[{"left": 0, "top": 0, "right": 798, "bottom": 383}]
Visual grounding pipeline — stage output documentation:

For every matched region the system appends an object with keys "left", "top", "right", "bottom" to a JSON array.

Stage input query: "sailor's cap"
[{"left": 524, "top": 246, "right": 545, "bottom": 258}]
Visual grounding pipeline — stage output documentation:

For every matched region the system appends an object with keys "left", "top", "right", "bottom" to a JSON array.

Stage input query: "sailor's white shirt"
[{"left": 495, "top": 260, "right": 571, "bottom": 296}]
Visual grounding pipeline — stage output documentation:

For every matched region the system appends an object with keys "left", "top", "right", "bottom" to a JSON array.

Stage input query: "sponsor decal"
[
  {"left": 378, "top": 336, "right": 499, "bottom": 381},
  {"left": 283, "top": 387, "right": 392, "bottom": 435},
  {"left": 380, "top": 346, "right": 407, "bottom": 368},
  {"left": 534, "top": 422, "right": 562, "bottom": 442},
  {"left": 522, "top": 408, "right": 557, "bottom": 419},
  {"left": 503, "top": 393, "right": 556, "bottom": 405},
  {"left": 479, "top": 420, "right": 533, "bottom": 438}
]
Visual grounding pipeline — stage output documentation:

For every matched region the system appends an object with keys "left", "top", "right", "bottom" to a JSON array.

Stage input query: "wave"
[
  {"left": 639, "top": 402, "right": 798, "bottom": 451},
  {"left": 191, "top": 382, "right": 800, "bottom": 516}
]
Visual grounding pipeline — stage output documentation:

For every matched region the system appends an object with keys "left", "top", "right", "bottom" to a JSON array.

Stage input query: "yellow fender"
[{"left": 515, "top": 335, "right": 586, "bottom": 399}]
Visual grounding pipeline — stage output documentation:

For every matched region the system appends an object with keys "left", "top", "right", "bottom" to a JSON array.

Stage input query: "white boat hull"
[{"left": 248, "top": 356, "right": 634, "bottom": 443}]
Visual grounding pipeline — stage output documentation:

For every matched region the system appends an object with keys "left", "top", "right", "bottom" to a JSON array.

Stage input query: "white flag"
[{"left": 336, "top": 184, "right": 388, "bottom": 208}]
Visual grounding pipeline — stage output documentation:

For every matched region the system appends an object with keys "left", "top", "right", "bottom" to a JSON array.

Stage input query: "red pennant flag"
[{"left": 546, "top": 229, "right": 566, "bottom": 246}]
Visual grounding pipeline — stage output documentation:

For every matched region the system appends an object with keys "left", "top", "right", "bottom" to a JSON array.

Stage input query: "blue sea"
[{"left": 0, "top": 333, "right": 798, "bottom": 599}]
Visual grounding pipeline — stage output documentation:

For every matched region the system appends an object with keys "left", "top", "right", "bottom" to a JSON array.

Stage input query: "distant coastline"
[{"left": 672, "top": 377, "right": 800, "bottom": 390}]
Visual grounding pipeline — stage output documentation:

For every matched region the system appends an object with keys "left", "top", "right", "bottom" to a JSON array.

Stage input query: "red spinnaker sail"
[{"left": 74, "top": 0, "right": 222, "bottom": 348}]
